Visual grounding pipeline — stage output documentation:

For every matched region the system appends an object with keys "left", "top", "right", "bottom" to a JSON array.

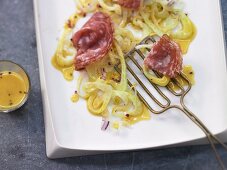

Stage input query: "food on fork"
[{"left": 144, "top": 34, "right": 183, "bottom": 78}]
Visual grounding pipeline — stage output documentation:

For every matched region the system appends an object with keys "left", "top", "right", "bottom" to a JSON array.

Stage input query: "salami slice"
[
  {"left": 144, "top": 35, "right": 183, "bottom": 78},
  {"left": 72, "top": 12, "right": 113, "bottom": 70},
  {"left": 116, "top": 0, "right": 141, "bottom": 10}
]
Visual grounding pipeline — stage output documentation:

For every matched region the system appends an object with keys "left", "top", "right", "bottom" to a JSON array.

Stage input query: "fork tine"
[
  {"left": 135, "top": 49, "right": 146, "bottom": 60},
  {"left": 127, "top": 80, "right": 155, "bottom": 113},
  {"left": 127, "top": 55, "right": 171, "bottom": 107},
  {"left": 114, "top": 66, "right": 159, "bottom": 113},
  {"left": 127, "top": 63, "right": 169, "bottom": 108}
]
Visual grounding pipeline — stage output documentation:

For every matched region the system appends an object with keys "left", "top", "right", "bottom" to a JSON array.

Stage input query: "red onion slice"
[{"left": 101, "top": 118, "right": 110, "bottom": 131}]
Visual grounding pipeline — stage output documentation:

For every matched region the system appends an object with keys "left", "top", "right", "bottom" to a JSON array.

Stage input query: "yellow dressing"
[
  {"left": 71, "top": 93, "right": 79, "bottom": 103},
  {"left": 123, "top": 105, "right": 150, "bottom": 125},
  {"left": 173, "top": 23, "right": 197, "bottom": 54},
  {"left": 51, "top": 13, "right": 80, "bottom": 81},
  {"left": 0, "top": 71, "right": 27, "bottom": 109},
  {"left": 113, "top": 96, "right": 121, "bottom": 105},
  {"left": 112, "top": 121, "right": 120, "bottom": 129},
  {"left": 51, "top": 55, "right": 74, "bottom": 81},
  {"left": 168, "top": 65, "right": 195, "bottom": 91}
]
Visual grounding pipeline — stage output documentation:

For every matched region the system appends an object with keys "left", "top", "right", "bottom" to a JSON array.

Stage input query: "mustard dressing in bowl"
[{"left": 0, "top": 61, "right": 30, "bottom": 113}]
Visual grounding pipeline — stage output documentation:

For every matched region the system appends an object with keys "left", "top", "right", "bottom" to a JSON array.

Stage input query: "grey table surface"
[{"left": 0, "top": 0, "right": 227, "bottom": 169}]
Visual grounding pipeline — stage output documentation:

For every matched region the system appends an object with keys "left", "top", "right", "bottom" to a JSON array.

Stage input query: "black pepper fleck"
[{"left": 9, "top": 100, "right": 13, "bottom": 105}]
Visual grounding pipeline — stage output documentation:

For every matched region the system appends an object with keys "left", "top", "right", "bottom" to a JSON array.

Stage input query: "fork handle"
[{"left": 178, "top": 105, "right": 227, "bottom": 170}]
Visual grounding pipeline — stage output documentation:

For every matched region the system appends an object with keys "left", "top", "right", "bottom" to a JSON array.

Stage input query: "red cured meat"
[
  {"left": 116, "top": 0, "right": 141, "bottom": 10},
  {"left": 144, "top": 35, "right": 183, "bottom": 78},
  {"left": 72, "top": 12, "right": 114, "bottom": 70}
]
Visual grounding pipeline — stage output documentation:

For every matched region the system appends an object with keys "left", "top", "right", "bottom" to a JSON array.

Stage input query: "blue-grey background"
[{"left": 0, "top": 0, "right": 226, "bottom": 169}]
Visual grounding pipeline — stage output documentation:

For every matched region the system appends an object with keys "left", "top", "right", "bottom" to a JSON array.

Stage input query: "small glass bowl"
[{"left": 0, "top": 60, "right": 31, "bottom": 113}]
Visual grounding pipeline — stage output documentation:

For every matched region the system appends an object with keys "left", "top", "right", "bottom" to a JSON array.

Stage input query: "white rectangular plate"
[{"left": 34, "top": 0, "right": 227, "bottom": 158}]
